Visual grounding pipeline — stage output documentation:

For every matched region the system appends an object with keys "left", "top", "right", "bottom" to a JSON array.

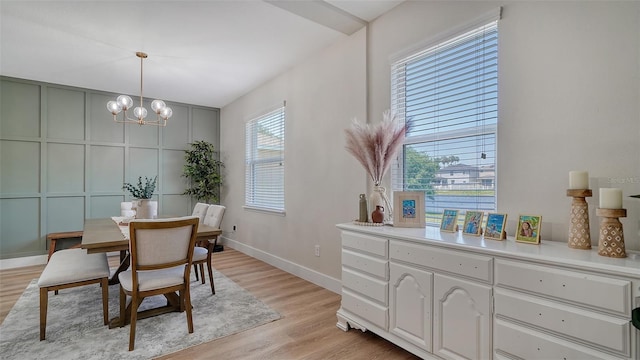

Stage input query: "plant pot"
[{"left": 136, "top": 199, "right": 158, "bottom": 219}]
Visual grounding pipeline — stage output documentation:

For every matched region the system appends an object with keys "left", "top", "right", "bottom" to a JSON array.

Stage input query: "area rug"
[{"left": 0, "top": 271, "right": 281, "bottom": 359}]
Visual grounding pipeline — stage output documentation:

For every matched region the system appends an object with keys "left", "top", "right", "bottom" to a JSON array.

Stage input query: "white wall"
[
  {"left": 220, "top": 1, "right": 640, "bottom": 289},
  {"left": 369, "top": 1, "right": 639, "bottom": 245},
  {"left": 220, "top": 28, "right": 367, "bottom": 286}
]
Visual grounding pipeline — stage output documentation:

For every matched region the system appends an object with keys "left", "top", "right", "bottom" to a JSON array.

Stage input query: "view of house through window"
[
  {"left": 245, "top": 104, "right": 286, "bottom": 213},
  {"left": 391, "top": 19, "right": 499, "bottom": 227}
]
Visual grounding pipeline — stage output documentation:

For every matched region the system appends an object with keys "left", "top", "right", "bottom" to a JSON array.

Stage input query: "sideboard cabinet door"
[
  {"left": 433, "top": 273, "right": 492, "bottom": 360},
  {"left": 389, "top": 261, "right": 433, "bottom": 352}
]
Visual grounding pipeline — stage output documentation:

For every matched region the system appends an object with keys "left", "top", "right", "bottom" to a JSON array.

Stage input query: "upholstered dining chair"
[
  {"left": 192, "top": 204, "right": 225, "bottom": 294},
  {"left": 118, "top": 216, "right": 199, "bottom": 351},
  {"left": 191, "top": 202, "right": 209, "bottom": 224}
]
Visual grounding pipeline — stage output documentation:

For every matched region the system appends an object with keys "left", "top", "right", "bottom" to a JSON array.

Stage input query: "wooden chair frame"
[
  {"left": 119, "top": 217, "right": 199, "bottom": 351},
  {"left": 193, "top": 235, "right": 219, "bottom": 294}
]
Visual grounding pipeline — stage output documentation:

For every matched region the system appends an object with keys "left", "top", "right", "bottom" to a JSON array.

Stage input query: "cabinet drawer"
[
  {"left": 390, "top": 240, "right": 492, "bottom": 282},
  {"left": 342, "top": 231, "right": 387, "bottom": 257},
  {"left": 495, "top": 288, "right": 630, "bottom": 356},
  {"left": 342, "top": 289, "right": 388, "bottom": 330},
  {"left": 342, "top": 249, "right": 388, "bottom": 280},
  {"left": 342, "top": 267, "right": 388, "bottom": 305},
  {"left": 495, "top": 259, "right": 631, "bottom": 316},
  {"left": 495, "top": 319, "right": 623, "bottom": 360}
]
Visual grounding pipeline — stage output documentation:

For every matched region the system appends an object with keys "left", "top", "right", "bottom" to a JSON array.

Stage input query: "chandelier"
[{"left": 106, "top": 52, "right": 172, "bottom": 126}]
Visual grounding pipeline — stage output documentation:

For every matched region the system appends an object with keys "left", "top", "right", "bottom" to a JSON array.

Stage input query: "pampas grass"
[{"left": 345, "top": 110, "right": 410, "bottom": 185}]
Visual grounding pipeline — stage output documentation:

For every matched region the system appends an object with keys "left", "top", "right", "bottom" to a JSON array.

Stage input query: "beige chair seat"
[
  {"left": 118, "top": 266, "right": 184, "bottom": 292},
  {"left": 192, "top": 246, "right": 209, "bottom": 262},
  {"left": 38, "top": 249, "right": 109, "bottom": 287}
]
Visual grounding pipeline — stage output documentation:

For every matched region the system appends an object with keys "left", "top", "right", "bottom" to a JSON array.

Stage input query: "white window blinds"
[
  {"left": 245, "top": 104, "right": 285, "bottom": 213},
  {"left": 391, "top": 16, "right": 499, "bottom": 225}
]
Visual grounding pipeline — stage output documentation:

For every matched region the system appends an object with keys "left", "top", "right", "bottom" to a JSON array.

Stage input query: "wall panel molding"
[{"left": 0, "top": 76, "right": 220, "bottom": 260}]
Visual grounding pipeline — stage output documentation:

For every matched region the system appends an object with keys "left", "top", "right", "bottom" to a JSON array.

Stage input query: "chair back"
[
  {"left": 191, "top": 203, "right": 209, "bottom": 224},
  {"left": 129, "top": 216, "right": 199, "bottom": 270},
  {"left": 120, "top": 202, "right": 136, "bottom": 217},
  {"left": 204, "top": 205, "right": 226, "bottom": 229}
]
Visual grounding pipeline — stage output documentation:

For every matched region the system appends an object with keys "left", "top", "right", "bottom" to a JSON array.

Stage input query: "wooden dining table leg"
[{"left": 108, "top": 250, "right": 130, "bottom": 285}]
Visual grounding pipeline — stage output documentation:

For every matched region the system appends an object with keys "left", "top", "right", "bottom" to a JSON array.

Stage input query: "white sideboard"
[{"left": 336, "top": 223, "right": 640, "bottom": 360}]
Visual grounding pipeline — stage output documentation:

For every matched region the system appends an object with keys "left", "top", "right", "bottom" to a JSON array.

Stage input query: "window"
[
  {"left": 391, "top": 13, "right": 500, "bottom": 226},
  {"left": 245, "top": 104, "right": 285, "bottom": 213}
]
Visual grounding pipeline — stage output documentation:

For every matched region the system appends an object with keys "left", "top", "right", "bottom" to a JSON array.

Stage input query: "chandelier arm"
[
  {"left": 112, "top": 115, "right": 166, "bottom": 127},
  {"left": 108, "top": 52, "right": 168, "bottom": 127}
]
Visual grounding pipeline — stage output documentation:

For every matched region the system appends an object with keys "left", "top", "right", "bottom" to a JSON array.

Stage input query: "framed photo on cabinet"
[
  {"left": 484, "top": 213, "right": 507, "bottom": 240},
  {"left": 440, "top": 209, "right": 459, "bottom": 232},
  {"left": 393, "top": 191, "right": 425, "bottom": 228},
  {"left": 462, "top": 211, "right": 484, "bottom": 236},
  {"left": 516, "top": 214, "right": 542, "bottom": 244}
]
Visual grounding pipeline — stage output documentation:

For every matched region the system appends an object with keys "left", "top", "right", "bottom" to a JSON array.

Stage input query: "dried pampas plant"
[{"left": 345, "top": 110, "right": 410, "bottom": 185}]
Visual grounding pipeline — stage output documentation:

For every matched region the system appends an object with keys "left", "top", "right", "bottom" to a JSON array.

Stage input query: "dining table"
[{"left": 80, "top": 217, "right": 222, "bottom": 327}]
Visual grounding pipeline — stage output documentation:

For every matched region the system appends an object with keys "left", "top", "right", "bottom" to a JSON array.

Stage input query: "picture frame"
[
  {"left": 516, "top": 214, "right": 542, "bottom": 244},
  {"left": 484, "top": 213, "right": 507, "bottom": 240},
  {"left": 440, "top": 209, "right": 459, "bottom": 232},
  {"left": 393, "top": 191, "right": 425, "bottom": 228},
  {"left": 462, "top": 211, "right": 484, "bottom": 236}
]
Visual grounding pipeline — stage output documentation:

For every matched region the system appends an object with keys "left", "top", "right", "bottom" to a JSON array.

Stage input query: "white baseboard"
[
  {"left": 0, "top": 251, "right": 121, "bottom": 270},
  {"left": 221, "top": 236, "right": 341, "bottom": 294},
  {"left": 0, "top": 254, "right": 47, "bottom": 270}
]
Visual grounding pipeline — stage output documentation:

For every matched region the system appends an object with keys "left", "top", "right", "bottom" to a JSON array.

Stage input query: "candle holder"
[
  {"left": 596, "top": 208, "right": 627, "bottom": 258},
  {"left": 566, "top": 189, "right": 592, "bottom": 249}
]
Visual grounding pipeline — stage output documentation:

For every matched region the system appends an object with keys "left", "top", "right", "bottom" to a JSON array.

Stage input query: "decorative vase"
[
  {"left": 369, "top": 185, "right": 392, "bottom": 223},
  {"left": 136, "top": 199, "right": 158, "bottom": 219},
  {"left": 358, "top": 194, "right": 369, "bottom": 222},
  {"left": 372, "top": 205, "right": 385, "bottom": 223}
]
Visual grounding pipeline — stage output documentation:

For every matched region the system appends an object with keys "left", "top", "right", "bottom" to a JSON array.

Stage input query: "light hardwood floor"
[{"left": 0, "top": 248, "right": 419, "bottom": 359}]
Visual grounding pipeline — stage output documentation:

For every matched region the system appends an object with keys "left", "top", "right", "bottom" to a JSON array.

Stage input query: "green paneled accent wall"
[
  {"left": 1, "top": 140, "right": 41, "bottom": 194},
  {"left": 47, "top": 87, "right": 85, "bottom": 140},
  {"left": 47, "top": 143, "right": 85, "bottom": 193},
  {"left": 0, "top": 76, "right": 220, "bottom": 260},
  {"left": 1, "top": 81, "right": 41, "bottom": 138}
]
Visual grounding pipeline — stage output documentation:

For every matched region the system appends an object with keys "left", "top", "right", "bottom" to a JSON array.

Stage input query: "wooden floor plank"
[{"left": 0, "top": 248, "right": 419, "bottom": 359}]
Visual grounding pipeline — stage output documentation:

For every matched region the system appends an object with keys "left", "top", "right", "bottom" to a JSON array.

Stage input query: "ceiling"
[{"left": 0, "top": 0, "right": 403, "bottom": 108}]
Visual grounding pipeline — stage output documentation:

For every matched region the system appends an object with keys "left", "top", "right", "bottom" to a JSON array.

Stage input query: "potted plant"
[
  {"left": 182, "top": 141, "right": 224, "bottom": 204},
  {"left": 123, "top": 176, "right": 158, "bottom": 218},
  {"left": 344, "top": 110, "right": 410, "bottom": 222}
]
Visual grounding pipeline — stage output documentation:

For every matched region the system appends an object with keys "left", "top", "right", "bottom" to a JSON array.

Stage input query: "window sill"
[{"left": 243, "top": 205, "right": 286, "bottom": 216}]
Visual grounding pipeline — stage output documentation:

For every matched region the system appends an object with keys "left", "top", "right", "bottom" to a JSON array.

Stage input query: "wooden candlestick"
[
  {"left": 566, "top": 189, "right": 592, "bottom": 249},
  {"left": 596, "top": 207, "right": 627, "bottom": 258}
]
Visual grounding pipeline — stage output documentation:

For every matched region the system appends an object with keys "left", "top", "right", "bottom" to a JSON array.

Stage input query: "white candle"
[
  {"left": 569, "top": 171, "right": 589, "bottom": 189},
  {"left": 600, "top": 188, "right": 623, "bottom": 209}
]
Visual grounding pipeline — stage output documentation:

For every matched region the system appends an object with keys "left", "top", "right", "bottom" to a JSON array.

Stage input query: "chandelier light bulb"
[
  {"left": 151, "top": 100, "right": 166, "bottom": 113},
  {"left": 133, "top": 106, "right": 148, "bottom": 120},
  {"left": 159, "top": 107, "right": 173, "bottom": 120},
  {"left": 106, "top": 101, "right": 122, "bottom": 115},
  {"left": 116, "top": 95, "right": 133, "bottom": 110}
]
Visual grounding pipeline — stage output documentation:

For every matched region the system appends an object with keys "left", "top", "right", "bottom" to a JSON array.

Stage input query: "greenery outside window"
[
  {"left": 391, "top": 11, "right": 500, "bottom": 226},
  {"left": 245, "top": 103, "right": 286, "bottom": 213}
]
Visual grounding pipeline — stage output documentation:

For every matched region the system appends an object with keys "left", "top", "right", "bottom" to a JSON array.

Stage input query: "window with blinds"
[
  {"left": 245, "top": 104, "right": 285, "bottom": 213},
  {"left": 391, "top": 16, "right": 499, "bottom": 226}
]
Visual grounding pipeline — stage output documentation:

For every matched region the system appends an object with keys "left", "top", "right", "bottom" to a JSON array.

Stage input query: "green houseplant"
[
  {"left": 123, "top": 176, "right": 157, "bottom": 199},
  {"left": 123, "top": 176, "right": 158, "bottom": 219},
  {"left": 182, "top": 141, "right": 224, "bottom": 204}
]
